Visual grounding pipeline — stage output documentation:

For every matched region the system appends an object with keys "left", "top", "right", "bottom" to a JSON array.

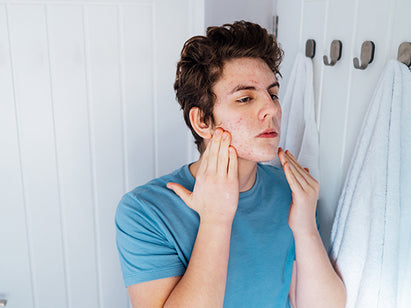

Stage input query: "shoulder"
[{"left": 115, "top": 164, "right": 194, "bottom": 230}]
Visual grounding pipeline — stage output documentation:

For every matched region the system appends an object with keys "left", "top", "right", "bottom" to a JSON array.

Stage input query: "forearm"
[
  {"left": 293, "top": 230, "right": 346, "bottom": 308},
  {"left": 164, "top": 221, "right": 232, "bottom": 308}
]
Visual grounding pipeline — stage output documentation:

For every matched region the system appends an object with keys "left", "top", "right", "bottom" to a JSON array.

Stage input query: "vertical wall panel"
[
  {"left": 1, "top": 1, "right": 203, "bottom": 307},
  {"left": 205, "top": 0, "right": 273, "bottom": 31},
  {"left": 388, "top": 0, "right": 411, "bottom": 59},
  {"left": 121, "top": 4, "right": 155, "bottom": 190},
  {"left": 299, "top": 0, "right": 332, "bottom": 244},
  {"left": 299, "top": 1, "right": 327, "bottom": 123},
  {"left": 155, "top": 0, "right": 193, "bottom": 176},
  {"left": 341, "top": 0, "right": 395, "bottom": 175},
  {"left": 276, "top": 0, "right": 303, "bottom": 96},
  {"left": 0, "top": 5, "right": 34, "bottom": 308},
  {"left": 317, "top": 0, "right": 357, "bottom": 248},
  {"left": 84, "top": 4, "right": 127, "bottom": 308},
  {"left": 7, "top": 4, "right": 67, "bottom": 307},
  {"left": 46, "top": 4, "right": 99, "bottom": 308}
]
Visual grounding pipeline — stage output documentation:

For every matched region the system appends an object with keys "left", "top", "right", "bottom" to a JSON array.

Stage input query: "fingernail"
[
  {"left": 214, "top": 128, "right": 222, "bottom": 137},
  {"left": 222, "top": 132, "right": 228, "bottom": 140}
]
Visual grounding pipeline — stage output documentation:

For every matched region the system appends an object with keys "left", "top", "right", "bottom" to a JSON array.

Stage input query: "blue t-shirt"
[{"left": 115, "top": 163, "right": 294, "bottom": 307}]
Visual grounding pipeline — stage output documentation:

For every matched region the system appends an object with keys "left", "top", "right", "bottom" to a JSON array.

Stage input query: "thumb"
[{"left": 167, "top": 182, "right": 192, "bottom": 206}]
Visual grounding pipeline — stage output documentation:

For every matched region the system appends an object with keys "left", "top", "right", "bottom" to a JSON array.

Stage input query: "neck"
[{"left": 189, "top": 156, "right": 258, "bottom": 193}]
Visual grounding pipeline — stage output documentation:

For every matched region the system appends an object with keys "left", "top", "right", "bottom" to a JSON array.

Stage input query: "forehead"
[{"left": 214, "top": 57, "right": 277, "bottom": 94}]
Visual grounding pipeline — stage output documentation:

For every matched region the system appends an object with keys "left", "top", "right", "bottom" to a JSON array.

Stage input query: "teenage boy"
[{"left": 116, "top": 21, "right": 346, "bottom": 307}]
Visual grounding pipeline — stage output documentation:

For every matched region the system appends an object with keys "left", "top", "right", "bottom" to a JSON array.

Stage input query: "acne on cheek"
[
  {"left": 217, "top": 117, "right": 266, "bottom": 160},
  {"left": 227, "top": 121, "right": 256, "bottom": 158},
  {"left": 234, "top": 144, "right": 255, "bottom": 159},
  {"left": 216, "top": 118, "right": 243, "bottom": 137}
]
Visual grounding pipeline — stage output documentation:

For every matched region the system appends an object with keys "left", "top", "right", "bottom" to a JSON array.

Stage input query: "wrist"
[
  {"left": 200, "top": 217, "right": 234, "bottom": 230},
  {"left": 291, "top": 227, "right": 319, "bottom": 240},
  {"left": 199, "top": 209, "right": 236, "bottom": 228},
  {"left": 289, "top": 216, "right": 317, "bottom": 237}
]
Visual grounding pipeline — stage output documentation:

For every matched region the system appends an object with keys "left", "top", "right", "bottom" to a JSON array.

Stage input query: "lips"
[{"left": 256, "top": 129, "right": 278, "bottom": 138}]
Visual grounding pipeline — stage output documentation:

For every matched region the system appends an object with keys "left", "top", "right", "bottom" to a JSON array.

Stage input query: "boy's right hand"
[{"left": 167, "top": 128, "right": 239, "bottom": 226}]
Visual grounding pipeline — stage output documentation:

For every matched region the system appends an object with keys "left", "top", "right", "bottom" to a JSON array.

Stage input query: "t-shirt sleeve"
[{"left": 115, "top": 193, "right": 186, "bottom": 287}]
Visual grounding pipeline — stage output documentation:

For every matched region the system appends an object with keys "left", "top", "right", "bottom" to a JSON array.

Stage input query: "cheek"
[
  {"left": 219, "top": 117, "right": 247, "bottom": 141},
  {"left": 219, "top": 117, "right": 255, "bottom": 155}
]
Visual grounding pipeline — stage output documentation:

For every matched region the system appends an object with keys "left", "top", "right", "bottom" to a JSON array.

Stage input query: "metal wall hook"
[
  {"left": 353, "top": 41, "right": 375, "bottom": 70},
  {"left": 397, "top": 42, "right": 411, "bottom": 67},
  {"left": 305, "top": 39, "right": 316, "bottom": 58},
  {"left": 323, "top": 40, "right": 342, "bottom": 66}
]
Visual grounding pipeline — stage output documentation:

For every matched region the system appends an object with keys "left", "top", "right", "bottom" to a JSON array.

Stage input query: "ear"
[{"left": 189, "top": 107, "right": 213, "bottom": 140}]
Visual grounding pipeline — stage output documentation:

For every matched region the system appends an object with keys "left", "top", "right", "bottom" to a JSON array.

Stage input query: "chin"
[
  {"left": 258, "top": 153, "right": 278, "bottom": 162},
  {"left": 238, "top": 149, "right": 278, "bottom": 163}
]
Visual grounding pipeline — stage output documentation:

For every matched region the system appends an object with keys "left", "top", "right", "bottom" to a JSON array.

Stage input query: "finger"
[
  {"left": 279, "top": 149, "right": 307, "bottom": 189},
  {"left": 278, "top": 148, "right": 299, "bottom": 174},
  {"left": 285, "top": 151, "right": 310, "bottom": 190},
  {"left": 283, "top": 161, "right": 304, "bottom": 193},
  {"left": 197, "top": 139, "right": 211, "bottom": 175},
  {"left": 285, "top": 150, "right": 316, "bottom": 183},
  {"left": 207, "top": 128, "right": 223, "bottom": 173},
  {"left": 285, "top": 150, "right": 308, "bottom": 175},
  {"left": 283, "top": 150, "right": 300, "bottom": 167},
  {"left": 285, "top": 150, "right": 304, "bottom": 168},
  {"left": 277, "top": 147, "right": 287, "bottom": 166},
  {"left": 167, "top": 182, "right": 192, "bottom": 206},
  {"left": 228, "top": 146, "right": 238, "bottom": 179},
  {"left": 218, "top": 131, "right": 231, "bottom": 176}
]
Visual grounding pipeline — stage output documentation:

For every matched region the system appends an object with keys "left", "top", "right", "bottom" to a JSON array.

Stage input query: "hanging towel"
[
  {"left": 271, "top": 52, "right": 320, "bottom": 182},
  {"left": 330, "top": 60, "right": 411, "bottom": 308}
]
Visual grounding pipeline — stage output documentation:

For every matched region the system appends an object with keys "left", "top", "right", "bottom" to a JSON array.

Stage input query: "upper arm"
[
  {"left": 289, "top": 261, "right": 297, "bottom": 308},
  {"left": 115, "top": 194, "right": 185, "bottom": 287},
  {"left": 128, "top": 275, "right": 182, "bottom": 308}
]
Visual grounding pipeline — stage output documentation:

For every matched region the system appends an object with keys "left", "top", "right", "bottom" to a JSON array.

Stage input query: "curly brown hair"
[{"left": 174, "top": 20, "right": 283, "bottom": 153}]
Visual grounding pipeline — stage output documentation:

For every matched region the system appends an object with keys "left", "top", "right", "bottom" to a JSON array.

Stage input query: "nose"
[{"left": 258, "top": 92, "right": 281, "bottom": 121}]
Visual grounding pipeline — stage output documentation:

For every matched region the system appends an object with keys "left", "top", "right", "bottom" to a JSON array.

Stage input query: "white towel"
[
  {"left": 330, "top": 60, "right": 411, "bottom": 308},
  {"left": 271, "top": 52, "right": 320, "bottom": 182}
]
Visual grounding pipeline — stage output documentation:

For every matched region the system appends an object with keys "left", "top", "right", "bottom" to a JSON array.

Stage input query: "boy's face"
[{"left": 211, "top": 57, "right": 281, "bottom": 162}]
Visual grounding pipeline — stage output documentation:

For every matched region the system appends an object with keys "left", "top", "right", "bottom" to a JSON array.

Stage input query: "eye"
[
  {"left": 270, "top": 93, "right": 279, "bottom": 101},
  {"left": 237, "top": 97, "right": 251, "bottom": 103}
]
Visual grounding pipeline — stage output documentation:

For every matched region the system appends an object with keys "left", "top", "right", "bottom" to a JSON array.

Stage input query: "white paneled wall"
[
  {"left": 205, "top": 0, "right": 274, "bottom": 31},
  {"left": 2, "top": 0, "right": 410, "bottom": 306},
  {"left": 0, "top": 1, "right": 204, "bottom": 307},
  {"left": 277, "top": 0, "right": 411, "bottom": 248}
]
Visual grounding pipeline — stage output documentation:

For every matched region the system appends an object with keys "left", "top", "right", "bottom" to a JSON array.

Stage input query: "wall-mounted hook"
[
  {"left": 323, "top": 40, "right": 342, "bottom": 66},
  {"left": 305, "top": 39, "right": 316, "bottom": 58},
  {"left": 397, "top": 42, "right": 411, "bottom": 67},
  {"left": 273, "top": 15, "right": 279, "bottom": 38},
  {"left": 353, "top": 41, "right": 375, "bottom": 70}
]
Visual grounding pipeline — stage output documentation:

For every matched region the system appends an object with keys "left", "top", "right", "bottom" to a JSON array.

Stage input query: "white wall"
[
  {"left": 0, "top": 1, "right": 204, "bottom": 307},
  {"left": 204, "top": 0, "right": 411, "bottom": 250},
  {"left": 205, "top": 0, "right": 275, "bottom": 30},
  {"left": 1, "top": 0, "right": 410, "bottom": 306},
  {"left": 277, "top": 0, "right": 411, "bottom": 249}
]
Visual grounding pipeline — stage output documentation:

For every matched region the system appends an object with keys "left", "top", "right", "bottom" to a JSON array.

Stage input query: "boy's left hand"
[{"left": 278, "top": 147, "right": 319, "bottom": 236}]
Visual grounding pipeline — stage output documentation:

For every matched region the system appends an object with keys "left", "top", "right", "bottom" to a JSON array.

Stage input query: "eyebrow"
[{"left": 229, "top": 81, "right": 280, "bottom": 94}]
